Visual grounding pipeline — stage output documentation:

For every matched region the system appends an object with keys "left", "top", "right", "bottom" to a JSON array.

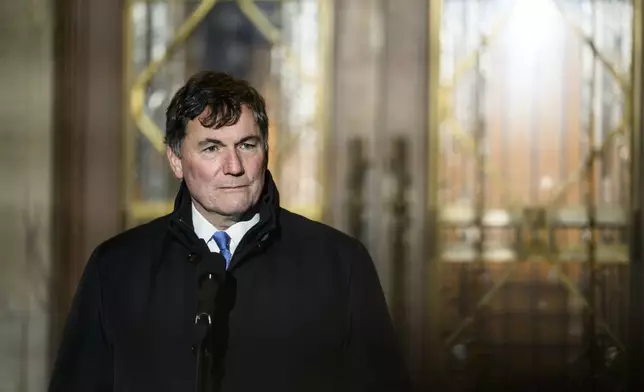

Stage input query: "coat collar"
[{"left": 167, "top": 170, "right": 281, "bottom": 258}]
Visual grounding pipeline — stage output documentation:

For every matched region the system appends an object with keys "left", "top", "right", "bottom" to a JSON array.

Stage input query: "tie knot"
[{"left": 212, "top": 231, "right": 231, "bottom": 252}]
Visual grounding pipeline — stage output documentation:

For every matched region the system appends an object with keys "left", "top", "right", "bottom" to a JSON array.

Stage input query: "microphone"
[
  {"left": 193, "top": 251, "right": 227, "bottom": 392},
  {"left": 195, "top": 252, "right": 226, "bottom": 326}
]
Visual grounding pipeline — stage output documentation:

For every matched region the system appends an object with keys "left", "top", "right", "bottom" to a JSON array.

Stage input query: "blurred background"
[{"left": 1, "top": 0, "right": 644, "bottom": 390}]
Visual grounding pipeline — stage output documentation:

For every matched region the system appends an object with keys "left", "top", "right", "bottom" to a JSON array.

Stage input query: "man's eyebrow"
[
  {"left": 197, "top": 135, "right": 261, "bottom": 147},
  {"left": 236, "top": 136, "right": 261, "bottom": 145},
  {"left": 197, "top": 138, "right": 224, "bottom": 147}
]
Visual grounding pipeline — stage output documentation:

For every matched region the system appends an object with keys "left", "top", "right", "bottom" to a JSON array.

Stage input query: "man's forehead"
[{"left": 187, "top": 116, "right": 260, "bottom": 139}]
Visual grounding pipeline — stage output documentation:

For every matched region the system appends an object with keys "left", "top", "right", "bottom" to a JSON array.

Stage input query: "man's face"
[{"left": 167, "top": 106, "right": 266, "bottom": 224}]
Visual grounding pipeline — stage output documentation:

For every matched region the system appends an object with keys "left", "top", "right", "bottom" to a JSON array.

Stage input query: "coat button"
[{"left": 187, "top": 253, "right": 198, "bottom": 263}]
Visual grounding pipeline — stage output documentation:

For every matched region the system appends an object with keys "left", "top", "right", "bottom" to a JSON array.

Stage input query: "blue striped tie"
[{"left": 212, "top": 231, "right": 232, "bottom": 269}]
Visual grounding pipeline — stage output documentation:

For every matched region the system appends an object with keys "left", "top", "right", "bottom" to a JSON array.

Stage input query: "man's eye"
[
  {"left": 203, "top": 145, "right": 218, "bottom": 152},
  {"left": 240, "top": 143, "right": 256, "bottom": 150}
]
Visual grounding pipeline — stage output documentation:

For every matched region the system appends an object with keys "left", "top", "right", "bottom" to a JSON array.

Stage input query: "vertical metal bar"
[
  {"left": 318, "top": 0, "right": 334, "bottom": 223},
  {"left": 596, "top": 2, "right": 607, "bottom": 210},
  {"left": 499, "top": 3, "right": 511, "bottom": 376},
  {"left": 501, "top": 37, "right": 510, "bottom": 208},
  {"left": 369, "top": 0, "right": 389, "bottom": 308},
  {"left": 139, "top": 0, "right": 154, "bottom": 202},
  {"left": 427, "top": 0, "right": 444, "bottom": 388},
  {"left": 586, "top": 0, "right": 599, "bottom": 383},
  {"left": 124, "top": 0, "right": 136, "bottom": 228},
  {"left": 621, "top": 0, "right": 632, "bottom": 245},
  {"left": 390, "top": 137, "right": 409, "bottom": 346},
  {"left": 457, "top": 5, "right": 471, "bottom": 380},
  {"left": 560, "top": 20, "right": 569, "bottom": 191},
  {"left": 578, "top": 0, "right": 586, "bottom": 207},
  {"left": 473, "top": 0, "right": 486, "bottom": 385},
  {"left": 530, "top": 57, "right": 540, "bottom": 207},
  {"left": 459, "top": 1, "right": 468, "bottom": 200},
  {"left": 529, "top": 33, "right": 541, "bottom": 378},
  {"left": 530, "top": 261, "right": 539, "bottom": 383},
  {"left": 473, "top": 21, "right": 485, "bottom": 268},
  {"left": 629, "top": 0, "right": 644, "bottom": 389},
  {"left": 346, "top": 138, "right": 367, "bottom": 243}
]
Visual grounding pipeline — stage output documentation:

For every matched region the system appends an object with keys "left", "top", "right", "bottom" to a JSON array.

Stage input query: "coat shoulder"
[
  {"left": 91, "top": 214, "right": 171, "bottom": 268},
  {"left": 278, "top": 208, "right": 366, "bottom": 254}
]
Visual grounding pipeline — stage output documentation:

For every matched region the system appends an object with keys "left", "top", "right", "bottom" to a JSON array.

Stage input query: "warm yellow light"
[
  {"left": 507, "top": 0, "right": 560, "bottom": 63},
  {"left": 505, "top": 0, "right": 563, "bottom": 92}
]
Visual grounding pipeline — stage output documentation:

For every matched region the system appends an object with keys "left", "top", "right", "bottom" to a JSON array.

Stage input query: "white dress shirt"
[{"left": 191, "top": 203, "right": 260, "bottom": 256}]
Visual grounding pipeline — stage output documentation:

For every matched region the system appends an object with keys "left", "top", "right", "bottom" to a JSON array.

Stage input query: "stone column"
[
  {"left": 50, "top": 0, "right": 124, "bottom": 369},
  {"left": 0, "top": 1, "right": 54, "bottom": 390},
  {"left": 331, "top": 0, "right": 432, "bottom": 389},
  {"left": 629, "top": 1, "right": 644, "bottom": 389},
  {"left": 330, "top": 0, "right": 386, "bottom": 243}
]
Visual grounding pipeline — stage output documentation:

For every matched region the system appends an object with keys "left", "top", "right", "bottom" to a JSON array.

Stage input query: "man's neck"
[
  {"left": 192, "top": 199, "right": 243, "bottom": 230},
  {"left": 205, "top": 213, "right": 240, "bottom": 231}
]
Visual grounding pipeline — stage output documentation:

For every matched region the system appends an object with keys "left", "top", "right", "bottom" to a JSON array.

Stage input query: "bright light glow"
[
  {"left": 503, "top": 0, "right": 564, "bottom": 102},
  {"left": 275, "top": 0, "right": 321, "bottom": 208},
  {"left": 506, "top": 0, "right": 561, "bottom": 71}
]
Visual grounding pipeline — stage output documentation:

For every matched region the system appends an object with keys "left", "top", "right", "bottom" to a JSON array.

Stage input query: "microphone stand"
[{"left": 194, "top": 253, "right": 226, "bottom": 392}]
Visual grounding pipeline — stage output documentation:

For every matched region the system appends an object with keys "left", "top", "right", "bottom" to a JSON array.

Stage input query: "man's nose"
[{"left": 222, "top": 149, "right": 244, "bottom": 175}]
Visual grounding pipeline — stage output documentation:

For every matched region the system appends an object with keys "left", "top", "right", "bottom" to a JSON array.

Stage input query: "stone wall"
[{"left": 0, "top": 0, "right": 54, "bottom": 391}]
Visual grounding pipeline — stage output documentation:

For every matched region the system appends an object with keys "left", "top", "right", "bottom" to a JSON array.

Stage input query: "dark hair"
[{"left": 165, "top": 71, "right": 269, "bottom": 157}]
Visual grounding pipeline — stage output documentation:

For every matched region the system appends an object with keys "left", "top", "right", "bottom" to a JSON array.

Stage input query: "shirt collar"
[{"left": 191, "top": 203, "right": 260, "bottom": 254}]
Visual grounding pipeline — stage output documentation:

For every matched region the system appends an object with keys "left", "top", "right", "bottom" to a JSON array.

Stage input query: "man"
[{"left": 49, "top": 71, "right": 410, "bottom": 391}]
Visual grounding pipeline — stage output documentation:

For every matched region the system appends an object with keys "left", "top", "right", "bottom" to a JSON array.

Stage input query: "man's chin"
[
  {"left": 210, "top": 204, "right": 251, "bottom": 219},
  {"left": 206, "top": 194, "right": 259, "bottom": 219}
]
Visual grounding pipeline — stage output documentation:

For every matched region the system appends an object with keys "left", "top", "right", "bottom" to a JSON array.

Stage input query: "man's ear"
[{"left": 167, "top": 146, "right": 184, "bottom": 179}]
